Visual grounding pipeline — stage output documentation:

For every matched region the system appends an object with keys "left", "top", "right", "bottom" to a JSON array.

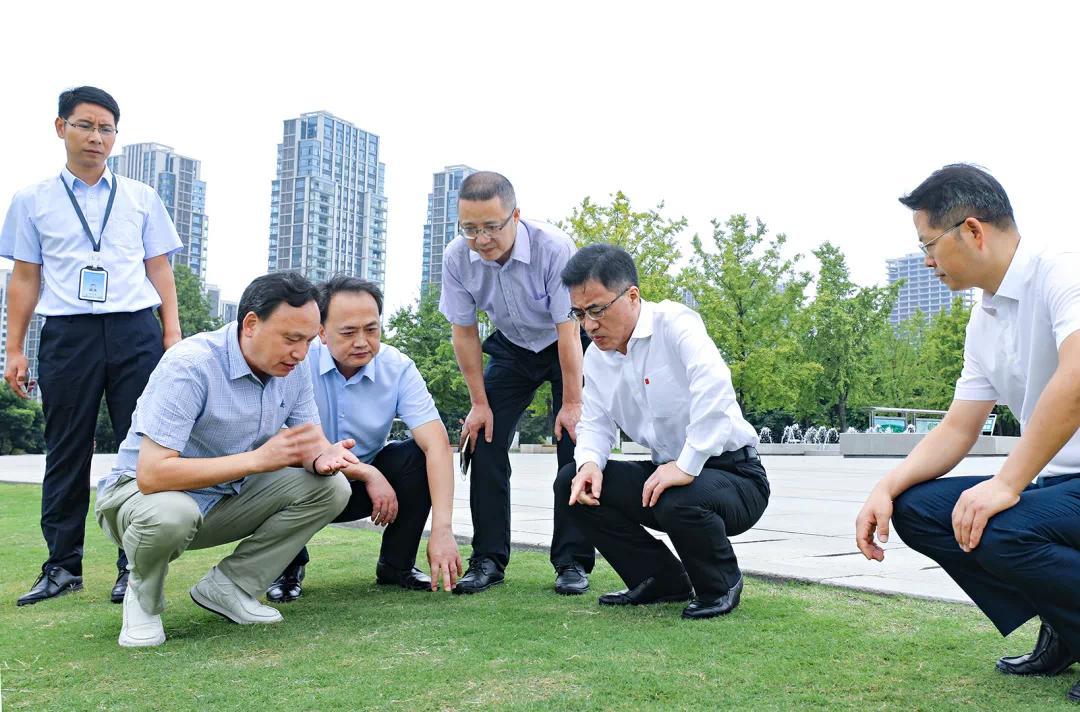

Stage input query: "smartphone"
[{"left": 459, "top": 431, "right": 472, "bottom": 480}]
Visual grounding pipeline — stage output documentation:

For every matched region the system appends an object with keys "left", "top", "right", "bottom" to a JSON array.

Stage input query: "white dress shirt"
[
  {"left": 955, "top": 238, "right": 1080, "bottom": 480},
  {"left": 574, "top": 299, "right": 759, "bottom": 476}
]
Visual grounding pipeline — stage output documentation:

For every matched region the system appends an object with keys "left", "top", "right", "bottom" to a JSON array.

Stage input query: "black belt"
[{"left": 705, "top": 446, "right": 759, "bottom": 469}]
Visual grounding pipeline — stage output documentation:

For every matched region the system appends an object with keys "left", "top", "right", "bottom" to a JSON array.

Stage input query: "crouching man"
[
  {"left": 555, "top": 244, "right": 769, "bottom": 619},
  {"left": 94, "top": 272, "right": 354, "bottom": 647}
]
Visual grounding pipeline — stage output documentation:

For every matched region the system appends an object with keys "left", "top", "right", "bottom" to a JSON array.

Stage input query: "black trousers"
[
  {"left": 892, "top": 473, "right": 1080, "bottom": 658},
  {"left": 289, "top": 439, "right": 433, "bottom": 571},
  {"left": 555, "top": 453, "right": 770, "bottom": 597},
  {"left": 469, "top": 329, "right": 594, "bottom": 572},
  {"left": 37, "top": 308, "right": 163, "bottom": 576}
]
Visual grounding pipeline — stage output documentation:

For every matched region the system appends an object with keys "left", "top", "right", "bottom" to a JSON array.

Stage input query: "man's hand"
[
  {"left": 4, "top": 351, "right": 33, "bottom": 399},
  {"left": 855, "top": 485, "right": 894, "bottom": 562},
  {"left": 569, "top": 463, "right": 604, "bottom": 506},
  {"left": 642, "top": 462, "right": 694, "bottom": 507},
  {"left": 362, "top": 468, "right": 398, "bottom": 526},
  {"left": 313, "top": 439, "right": 359, "bottom": 476},
  {"left": 460, "top": 403, "right": 494, "bottom": 451},
  {"left": 952, "top": 478, "right": 1021, "bottom": 552},
  {"left": 255, "top": 423, "right": 330, "bottom": 473},
  {"left": 553, "top": 402, "right": 582, "bottom": 443},
  {"left": 427, "top": 527, "right": 463, "bottom": 592},
  {"left": 163, "top": 330, "right": 182, "bottom": 351}
]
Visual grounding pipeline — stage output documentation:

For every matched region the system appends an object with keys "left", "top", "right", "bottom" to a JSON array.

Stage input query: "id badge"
[{"left": 79, "top": 266, "right": 109, "bottom": 303}]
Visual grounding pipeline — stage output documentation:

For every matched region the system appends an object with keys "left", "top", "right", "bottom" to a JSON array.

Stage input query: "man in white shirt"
[
  {"left": 556, "top": 244, "right": 769, "bottom": 619},
  {"left": 855, "top": 164, "right": 1080, "bottom": 704}
]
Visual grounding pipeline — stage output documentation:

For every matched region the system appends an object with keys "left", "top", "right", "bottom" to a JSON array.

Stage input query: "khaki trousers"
[{"left": 96, "top": 468, "right": 351, "bottom": 614}]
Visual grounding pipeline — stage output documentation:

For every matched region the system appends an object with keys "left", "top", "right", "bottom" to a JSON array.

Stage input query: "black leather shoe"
[
  {"left": 598, "top": 571, "right": 693, "bottom": 606},
  {"left": 452, "top": 557, "right": 504, "bottom": 595},
  {"left": 1068, "top": 679, "right": 1080, "bottom": 703},
  {"left": 265, "top": 564, "right": 305, "bottom": 603},
  {"left": 554, "top": 563, "right": 589, "bottom": 595},
  {"left": 111, "top": 569, "right": 130, "bottom": 604},
  {"left": 376, "top": 561, "right": 432, "bottom": 591},
  {"left": 682, "top": 575, "right": 744, "bottom": 619},
  {"left": 997, "top": 620, "right": 1078, "bottom": 676},
  {"left": 17, "top": 566, "right": 83, "bottom": 606}
]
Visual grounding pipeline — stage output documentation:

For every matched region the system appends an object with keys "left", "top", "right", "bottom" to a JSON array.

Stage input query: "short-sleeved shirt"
[
  {"left": 954, "top": 238, "right": 1080, "bottom": 479},
  {"left": 309, "top": 340, "right": 441, "bottom": 464},
  {"left": 96, "top": 322, "right": 321, "bottom": 513},
  {"left": 0, "top": 165, "right": 182, "bottom": 315},
  {"left": 438, "top": 218, "right": 575, "bottom": 352}
]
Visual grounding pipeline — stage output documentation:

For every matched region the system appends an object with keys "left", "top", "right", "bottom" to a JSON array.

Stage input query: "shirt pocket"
[
  {"left": 644, "top": 364, "right": 681, "bottom": 418},
  {"left": 107, "top": 214, "right": 144, "bottom": 253}
]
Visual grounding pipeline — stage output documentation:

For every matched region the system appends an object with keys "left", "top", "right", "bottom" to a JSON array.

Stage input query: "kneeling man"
[
  {"left": 266, "top": 276, "right": 462, "bottom": 601},
  {"left": 95, "top": 272, "right": 354, "bottom": 647},
  {"left": 856, "top": 164, "right": 1080, "bottom": 704},
  {"left": 555, "top": 244, "right": 769, "bottom": 619}
]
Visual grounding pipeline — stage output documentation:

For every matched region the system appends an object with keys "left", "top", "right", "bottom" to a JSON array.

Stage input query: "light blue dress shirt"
[
  {"left": 0, "top": 166, "right": 182, "bottom": 315},
  {"left": 97, "top": 323, "right": 321, "bottom": 514},
  {"left": 308, "top": 340, "right": 441, "bottom": 465},
  {"left": 438, "top": 218, "right": 576, "bottom": 353}
]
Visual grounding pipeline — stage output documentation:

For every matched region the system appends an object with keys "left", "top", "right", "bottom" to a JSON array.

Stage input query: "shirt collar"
[
  {"left": 227, "top": 322, "right": 256, "bottom": 380},
  {"left": 629, "top": 299, "right": 655, "bottom": 341},
  {"left": 61, "top": 164, "right": 114, "bottom": 190},
  {"left": 982, "top": 237, "right": 1032, "bottom": 314},
  {"left": 318, "top": 340, "right": 376, "bottom": 385},
  {"left": 468, "top": 219, "right": 532, "bottom": 266}
]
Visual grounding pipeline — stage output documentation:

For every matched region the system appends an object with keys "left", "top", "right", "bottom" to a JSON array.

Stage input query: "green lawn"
[{"left": 0, "top": 483, "right": 1075, "bottom": 710}]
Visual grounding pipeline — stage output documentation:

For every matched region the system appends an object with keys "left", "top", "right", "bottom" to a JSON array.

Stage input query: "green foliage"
[
  {"left": 681, "top": 214, "right": 817, "bottom": 417},
  {"left": 560, "top": 191, "right": 685, "bottom": 302},
  {"left": 0, "top": 385, "right": 45, "bottom": 454},
  {"left": 94, "top": 398, "right": 117, "bottom": 453},
  {"left": 385, "top": 291, "right": 471, "bottom": 440},
  {"left": 173, "top": 264, "right": 223, "bottom": 338}
]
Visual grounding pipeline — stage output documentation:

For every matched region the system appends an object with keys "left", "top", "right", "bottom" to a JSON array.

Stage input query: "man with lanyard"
[
  {"left": 557, "top": 244, "right": 769, "bottom": 619},
  {"left": 439, "top": 171, "right": 594, "bottom": 595},
  {"left": 264, "top": 276, "right": 462, "bottom": 601},
  {"left": 1, "top": 86, "right": 182, "bottom": 606},
  {"left": 856, "top": 164, "right": 1080, "bottom": 704}
]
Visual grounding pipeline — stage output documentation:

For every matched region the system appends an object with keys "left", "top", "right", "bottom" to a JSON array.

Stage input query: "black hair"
[
  {"left": 58, "top": 86, "right": 120, "bottom": 124},
  {"left": 459, "top": 171, "right": 516, "bottom": 210},
  {"left": 561, "top": 243, "right": 639, "bottom": 291},
  {"left": 318, "top": 275, "right": 384, "bottom": 322},
  {"left": 237, "top": 272, "right": 319, "bottom": 322},
  {"left": 899, "top": 163, "right": 1015, "bottom": 230}
]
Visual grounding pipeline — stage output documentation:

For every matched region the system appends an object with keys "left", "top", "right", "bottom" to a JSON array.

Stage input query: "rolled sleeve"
[
  {"left": 438, "top": 252, "right": 478, "bottom": 326},
  {"left": 136, "top": 356, "right": 205, "bottom": 452},
  {"left": 0, "top": 193, "right": 42, "bottom": 263},
  {"left": 397, "top": 362, "right": 441, "bottom": 429},
  {"left": 142, "top": 190, "right": 183, "bottom": 259}
]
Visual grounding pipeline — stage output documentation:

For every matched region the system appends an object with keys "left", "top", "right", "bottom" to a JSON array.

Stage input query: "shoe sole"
[
  {"left": 599, "top": 592, "right": 692, "bottom": 607},
  {"left": 1068, "top": 688, "right": 1080, "bottom": 703},
  {"left": 452, "top": 578, "right": 505, "bottom": 595},
  {"left": 376, "top": 579, "right": 433, "bottom": 591},
  {"left": 189, "top": 588, "right": 282, "bottom": 625},
  {"left": 118, "top": 630, "right": 166, "bottom": 647},
  {"left": 681, "top": 604, "right": 739, "bottom": 620},
  {"left": 16, "top": 581, "right": 83, "bottom": 606},
  {"left": 996, "top": 659, "right": 1078, "bottom": 677},
  {"left": 555, "top": 586, "right": 589, "bottom": 596}
]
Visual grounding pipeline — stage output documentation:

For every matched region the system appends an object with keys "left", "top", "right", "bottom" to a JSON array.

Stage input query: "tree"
[
  {"left": 798, "top": 243, "right": 899, "bottom": 430},
  {"left": 681, "top": 214, "right": 817, "bottom": 419},
  {"left": 384, "top": 291, "right": 472, "bottom": 440},
  {"left": 560, "top": 192, "right": 685, "bottom": 301},
  {"left": 920, "top": 296, "right": 972, "bottom": 409},
  {"left": 849, "top": 309, "right": 929, "bottom": 427},
  {"left": 174, "top": 264, "right": 222, "bottom": 338},
  {"left": 0, "top": 384, "right": 46, "bottom": 454}
]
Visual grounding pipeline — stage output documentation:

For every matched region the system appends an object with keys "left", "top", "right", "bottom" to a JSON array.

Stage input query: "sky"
[{"left": 2, "top": 1, "right": 1078, "bottom": 315}]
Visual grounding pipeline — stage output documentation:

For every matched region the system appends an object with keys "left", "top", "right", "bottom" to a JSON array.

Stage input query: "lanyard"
[{"left": 59, "top": 173, "right": 117, "bottom": 254}]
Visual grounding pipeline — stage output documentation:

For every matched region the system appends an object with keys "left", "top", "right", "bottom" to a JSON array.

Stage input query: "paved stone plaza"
[{"left": 0, "top": 452, "right": 1009, "bottom": 604}]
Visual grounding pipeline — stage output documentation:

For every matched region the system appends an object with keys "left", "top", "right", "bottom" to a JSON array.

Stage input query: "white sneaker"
[
  {"left": 118, "top": 584, "right": 166, "bottom": 647},
  {"left": 190, "top": 566, "right": 283, "bottom": 625}
]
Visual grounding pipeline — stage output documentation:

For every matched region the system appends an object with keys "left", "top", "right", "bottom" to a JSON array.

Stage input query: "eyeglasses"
[
  {"left": 568, "top": 287, "right": 630, "bottom": 323},
  {"left": 458, "top": 209, "right": 515, "bottom": 240},
  {"left": 63, "top": 119, "right": 117, "bottom": 137},
  {"left": 919, "top": 217, "right": 986, "bottom": 256}
]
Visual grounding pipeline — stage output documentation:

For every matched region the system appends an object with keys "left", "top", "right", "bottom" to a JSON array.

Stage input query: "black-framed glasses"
[
  {"left": 568, "top": 287, "right": 630, "bottom": 323},
  {"left": 919, "top": 217, "right": 986, "bottom": 256},
  {"left": 458, "top": 209, "right": 515, "bottom": 240},
  {"left": 63, "top": 119, "right": 117, "bottom": 137}
]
